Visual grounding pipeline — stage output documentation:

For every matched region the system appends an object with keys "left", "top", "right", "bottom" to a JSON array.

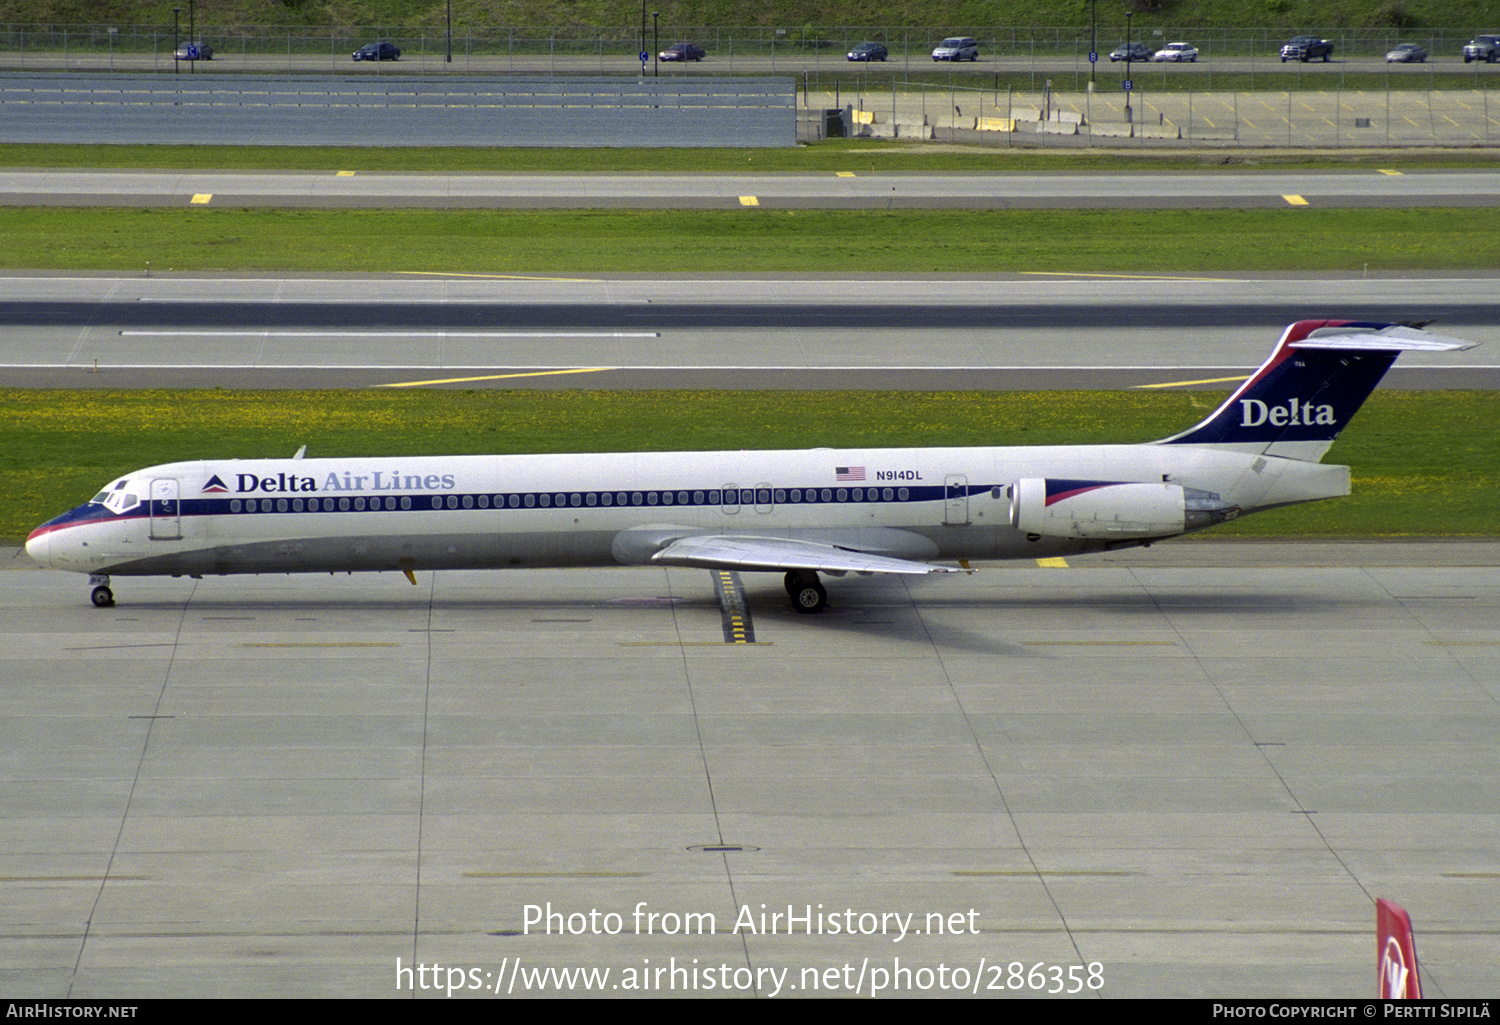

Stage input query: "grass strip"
[
  {"left": 2, "top": 142, "right": 1499, "bottom": 173},
  {"left": 4, "top": 388, "right": 1495, "bottom": 545},
  {"left": 3, "top": 206, "right": 1497, "bottom": 274}
]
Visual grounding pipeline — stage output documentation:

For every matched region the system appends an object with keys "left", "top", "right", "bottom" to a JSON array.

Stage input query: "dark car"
[
  {"left": 173, "top": 41, "right": 213, "bottom": 61},
  {"left": 1108, "top": 42, "right": 1152, "bottom": 62},
  {"left": 847, "top": 42, "right": 888, "bottom": 62},
  {"left": 353, "top": 41, "right": 401, "bottom": 61},
  {"left": 1281, "top": 35, "right": 1333, "bottom": 62},
  {"left": 1463, "top": 35, "right": 1500, "bottom": 62},
  {"left": 659, "top": 43, "right": 705, "bottom": 62}
]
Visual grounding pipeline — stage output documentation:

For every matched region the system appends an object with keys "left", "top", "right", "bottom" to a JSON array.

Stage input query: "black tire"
[
  {"left": 784, "top": 571, "right": 828, "bottom": 614},
  {"left": 792, "top": 583, "right": 827, "bottom": 613},
  {"left": 91, "top": 586, "right": 114, "bottom": 608}
]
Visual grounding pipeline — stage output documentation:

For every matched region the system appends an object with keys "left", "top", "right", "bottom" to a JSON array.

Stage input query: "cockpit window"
[
  {"left": 93, "top": 491, "right": 141, "bottom": 513},
  {"left": 89, "top": 479, "right": 140, "bottom": 513}
]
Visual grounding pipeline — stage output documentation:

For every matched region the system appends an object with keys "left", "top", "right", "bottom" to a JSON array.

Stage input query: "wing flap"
[{"left": 650, "top": 534, "right": 954, "bottom": 576}]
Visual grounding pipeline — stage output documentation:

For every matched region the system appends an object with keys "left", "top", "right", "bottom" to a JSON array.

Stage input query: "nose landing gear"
[{"left": 784, "top": 570, "right": 827, "bottom": 614}]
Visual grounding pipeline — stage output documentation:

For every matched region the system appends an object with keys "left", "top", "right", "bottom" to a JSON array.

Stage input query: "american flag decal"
[{"left": 835, "top": 466, "right": 866, "bottom": 481}]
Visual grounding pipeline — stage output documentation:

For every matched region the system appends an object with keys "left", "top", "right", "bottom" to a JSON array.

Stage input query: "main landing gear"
[
  {"left": 89, "top": 574, "right": 114, "bottom": 608},
  {"left": 784, "top": 570, "right": 827, "bottom": 614}
]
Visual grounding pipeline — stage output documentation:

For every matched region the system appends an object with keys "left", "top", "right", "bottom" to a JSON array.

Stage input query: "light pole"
[
  {"left": 640, "top": 0, "right": 646, "bottom": 76},
  {"left": 652, "top": 12, "right": 659, "bottom": 77},
  {"left": 173, "top": 7, "right": 180, "bottom": 74},
  {"left": 1090, "top": 0, "right": 1097, "bottom": 86},
  {"left": 1123, "top": 11, "right": 1133, "bottom": 123},
  {"left": 188, "top": 0, "right": 195, "bottom": 74},
  {"left": 446, "top": 0, "right": 452, "bottom": 63}
]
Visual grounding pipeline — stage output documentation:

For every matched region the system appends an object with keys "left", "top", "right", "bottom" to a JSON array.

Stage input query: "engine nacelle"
[{"left": 1008, "top": 478, "right": 1238, "bottom": 540}]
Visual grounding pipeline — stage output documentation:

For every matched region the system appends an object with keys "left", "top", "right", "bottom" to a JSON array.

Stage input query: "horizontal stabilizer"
[
  {"left": 1293, "top": 323, "right": 1477, "bottom": 352},
  {"left": 650, "top": 534, "right": 954, "bottom": 576}
]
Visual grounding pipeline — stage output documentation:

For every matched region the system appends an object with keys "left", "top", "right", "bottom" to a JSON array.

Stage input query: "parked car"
[
  {"left": 1108, "top": 42, "right": 1152, "bottom": 62},
  {"left": 173, "top": 41, "right": 213, "bottom": 61},
  {"left": 1152, "top": 42, "right": 1199, "bottom": 62},
  {"left": 846, "top": 42, "right": 888, "bottom": 62},
  {"left": 1281, "top": 35, "right": 1333, "bottom": 62},
  {"left": 1385, "top": 42, "right": 1428, "bottom": 63},
  {"left": 931, "top": 37, "right": 979, "bottom": 62},
  {"left": 1462, "top": 35, "right": 1500, "bottom": 62},
  {"left": 659, "top": 42, "right": 705, "bottom": 62}
]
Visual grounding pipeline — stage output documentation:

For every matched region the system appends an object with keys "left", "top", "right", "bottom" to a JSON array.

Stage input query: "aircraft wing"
[{"left": 649, "top": 534, "right": 956, "bottom": 576}]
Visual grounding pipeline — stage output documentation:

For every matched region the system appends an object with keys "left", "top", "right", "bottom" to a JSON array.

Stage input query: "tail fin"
[
  {"left": 1377, "top": 898, "right": 1423, "bottom": 999},
  {"left": 1160, "top": 320, "right": 1475, "bottom": 462}
]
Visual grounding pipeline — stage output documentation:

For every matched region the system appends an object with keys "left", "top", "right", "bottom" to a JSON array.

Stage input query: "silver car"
[
  {"left": 1386, "top": 43, "right": 1427, "bottom": 62},
  {"left": 931, "top": 37, "right": 979, "bottom": 61}
]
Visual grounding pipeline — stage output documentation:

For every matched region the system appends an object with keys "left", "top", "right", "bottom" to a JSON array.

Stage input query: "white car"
[{"left": 1152, "top": 42, "right": 1199, "bottom": 62}]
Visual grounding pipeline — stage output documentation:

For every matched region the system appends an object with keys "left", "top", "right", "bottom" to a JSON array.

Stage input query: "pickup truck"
[{"left": 1280, "top": 35, "right": 1333, "bottom": 61}]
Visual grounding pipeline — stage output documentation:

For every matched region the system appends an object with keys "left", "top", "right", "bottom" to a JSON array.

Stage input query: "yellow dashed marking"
[
  {"left": 1022, "top": 271, "right": 1238, "bottom": 282},
  {"left": 378, "top": 367, "right": 613, "bottom": 388},
  {"left": 336, "top": 170, "right": 356, "bottom": 176},
  {"left": 190, "top": 193, "right": 212, "bottom": 204},
  {"left": 954, "top": 870, "right": 1139, "bottom": 877},
  {"left": 239, "top": 643, "right": 401, "bottom": 648},
  {"left": 399, "top": 270, "right": 603, "bottom": 282},
  {"left": 1035, "top": 557, "right": 1070, "bottom": 568},
  {"left": 836, "top": 171, "right": 855, "bottom": 177},
  {"left": 1023, "top": 640, "right": 1177, "bottom": 646},
  {"left": 1283, "top": 194, "right": 1309, "bottom": 206},
  {"left": 621, "top": 641, "right": 773, "bottom": 647},
  {"left": 1378, "top": 169, "right": 1403, "bottom": 175},
  {"left": 464, "top": 871, "right": 648, "bottom": 878},
  {"left": 1135, "top": 375, "right": 1250, "bottom": 390},
  {"left": 739, "top": 195, "right": 759, "bottom": 206}
]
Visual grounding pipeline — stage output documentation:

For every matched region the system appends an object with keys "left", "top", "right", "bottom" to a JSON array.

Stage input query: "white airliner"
[{"left": 25, "top": 319, "right": 1473, "bottom": 613}]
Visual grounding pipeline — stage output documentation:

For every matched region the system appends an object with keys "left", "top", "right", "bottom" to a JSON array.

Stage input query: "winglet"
[{"left": 1376, "top": 898, "right": 1423, "bottom": 999}]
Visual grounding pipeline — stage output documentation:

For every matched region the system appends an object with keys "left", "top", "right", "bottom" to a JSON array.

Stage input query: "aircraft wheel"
[
  {"left": 91, "top": 585, "right": 115, "bottom": 608},
  {"left": 785, "top": 571, "right": 827, "bottom": 614}
]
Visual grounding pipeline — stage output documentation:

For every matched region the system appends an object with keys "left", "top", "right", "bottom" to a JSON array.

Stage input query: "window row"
[{"left": 224, "top": 486, "right": 915, "bottom": 515}]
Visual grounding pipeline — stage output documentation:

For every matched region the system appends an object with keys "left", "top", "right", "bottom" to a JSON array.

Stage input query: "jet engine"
[{"left": 1008, "top": 478, "right": 1238, "bottom": 540}]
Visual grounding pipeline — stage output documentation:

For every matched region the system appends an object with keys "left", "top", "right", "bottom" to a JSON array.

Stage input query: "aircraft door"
[
  {"left": 150, "top": 478, "right": 182, "bottom": 540},
  {"left": 943, "top": 474, "right": 969, "bottom": 525},
  {"left": 755, "top": 483, "right": 774, "bottom": 515}
]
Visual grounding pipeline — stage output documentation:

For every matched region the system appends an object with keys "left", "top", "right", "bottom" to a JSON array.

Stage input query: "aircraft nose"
[{"left": 24, "top": 526, "right": 52, "bottom": 568}]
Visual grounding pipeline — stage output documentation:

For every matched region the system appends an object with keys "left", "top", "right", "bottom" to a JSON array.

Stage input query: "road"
[
  {"left": 2, "top": 272, "right": 1496, "bottom": 391},
  {"left": 4, "top": 50, "right": 1496, "bottom": 78},
  {"left": 5, "top": 167, "right": 1500, "bottom": 210}
]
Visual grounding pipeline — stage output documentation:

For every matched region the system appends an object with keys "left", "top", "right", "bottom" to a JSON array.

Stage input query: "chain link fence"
[{"left": 5, "top": 24, "right": 1500, "bottom": 62}]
